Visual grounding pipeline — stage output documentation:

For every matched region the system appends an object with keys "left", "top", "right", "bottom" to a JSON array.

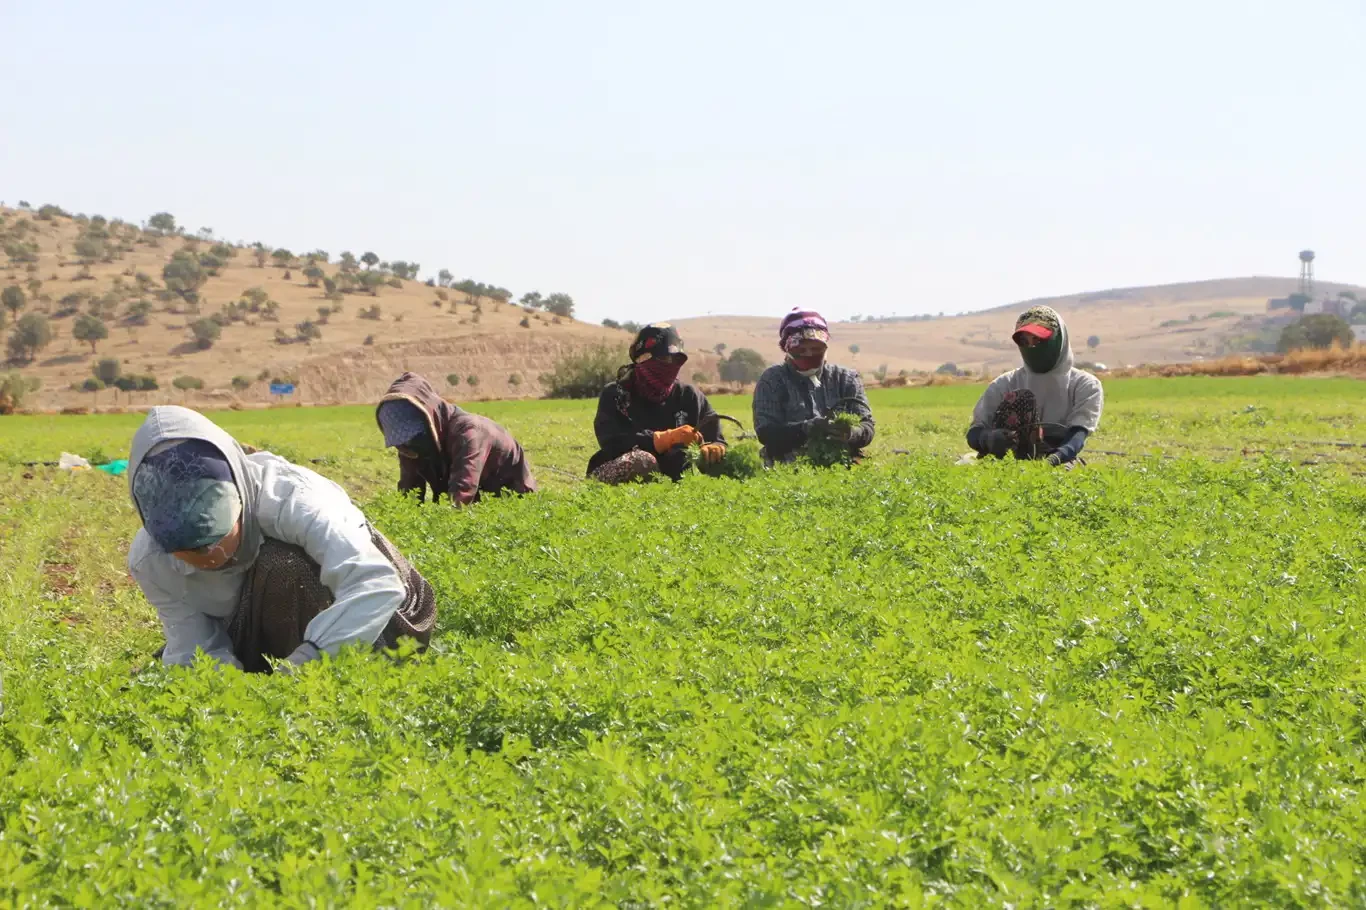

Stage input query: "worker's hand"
[
  {"left": 276, "top": 641, "right": 321, "bottom": 675},
  {"left": 653, "top": 425, "right": 703, "bottom": 453},
  {"left": 700, "top": 443, "right": 726, "bottom": 465},
  {"left": 802, "top": 417, "right": 832, "bottom": 438},
  {"left": 828, "top": 418, "right": 854, "bottom": 442},
  {"left": 984, "top": 428, "right": 1015, "bottom": 458}
]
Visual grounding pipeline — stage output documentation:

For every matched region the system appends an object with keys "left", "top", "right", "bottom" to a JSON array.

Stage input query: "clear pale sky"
[{"left": 2, "top": 1, "right": 1362, "bottom": 325}]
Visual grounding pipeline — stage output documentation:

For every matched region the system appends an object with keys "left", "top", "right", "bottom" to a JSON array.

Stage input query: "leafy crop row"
[{"left": 3, "top": 433, "right": 1365, "bottom": 904}]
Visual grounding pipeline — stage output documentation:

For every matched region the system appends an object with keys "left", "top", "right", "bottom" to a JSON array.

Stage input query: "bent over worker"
[
  {"left": 127, "top": 406, "right": 435, "bottom": 673},
  {"left": 377, "top": 372, "right": 537, "bottom": 505}
]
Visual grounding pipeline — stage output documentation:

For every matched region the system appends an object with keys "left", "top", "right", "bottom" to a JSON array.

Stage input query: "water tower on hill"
[{"left": 1299, "top": 250, "right": 1315, "bottom": 298}]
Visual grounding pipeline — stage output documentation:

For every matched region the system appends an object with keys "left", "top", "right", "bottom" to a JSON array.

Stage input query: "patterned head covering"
[
  {"left": 615, "top": 324, "right": 688, "bottom": 414},
  {"left": 377, "top": 399, "right": 429, "bottom": 448},
  {"left": 629, "top": 323, "right": 687, "bottom": 364},
  {"left": 1012, "top": 305, "right": 1066, "bottom": 374},
  {"left": 1013, "top": 305, "right": 1062, "bottom": 341},
  {"left": 131, "top": 438, "right": 242, "bottom": 553},
  {"left": 779, "top": 309, "right": 830, "bottom": 354}
]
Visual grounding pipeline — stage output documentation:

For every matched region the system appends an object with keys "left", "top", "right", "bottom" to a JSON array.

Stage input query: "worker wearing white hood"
[
  {"left": 967, "top": 306, "right": 1103, "bottom": 465},
  {"left": 127, "top": 406, "right": 435, "bottom": 672}
]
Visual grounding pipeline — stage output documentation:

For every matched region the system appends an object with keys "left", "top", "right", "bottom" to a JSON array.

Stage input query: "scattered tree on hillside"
[
  {"left": 209, "top": 242, "right": 235, "bottom": 262},
  {"left": 1279, "top": 315, "right": 1353, "bottom": 353},
  {"left": 520, "top": 291, "right": 543, "bottom": 310},
  {"left": 621, "top": 321, "right": 641, "bottom": 334},
  {"left": 466, "top": 374, "right": 479, "bottom": 389},
  {"left": 519, "top": 316, "right": 531, "bottom": 328},
  {"left": 602, "top": 318, "right": 621, "bottom": 329},
  {"left": 190, "top": 318, "right": 221, "bottom": 349},
  {"left": 172, "top": 375, "right": 204, "bottom": 398},
  {"left": 2, "top": 286, "right": 24, "bottom": 319},
  {"left": 303, "top": 265, "right": 325, "bottom": 288},
  {"left": 718, "top": 348, "right": 766, "bottom": 384},
  {"left": 1087, "top": 334, "right": 1101, "bottom": 350},
  {"left": 1349, "top": 302, "right": 1366, "bottom": 325},
  {"left": 73, "top": 237, "right": 104, "bottom": 264},
  {"left": 360, "top": 252, "right": 379, "bottom": 270},
  {"left": 358, "top": 271, "right": 386, "bottom": 296},
  {"left": 359, "top": 304, "right": 382, "bottom": 320},
  {"left": 147, "top": 212, "right": 177, "bottom": 235},
  {"left": 316, "top": 306, "right": 332, "bottom": 324},
  {"left": 6, "top": 313, "right": 52, "bottom": 363},
  {"left": 389, "top": 261, "right": 420, "bottom": 280},
  {"left": 125, "top": 300, "right": 153, "bottom": 325},
  {"left": 437, "top": 269, "right": 453, "bottom": 287},
  {"left": 713, "top": 343, "right": 726, "bottom": 356},
  {"left": 848, "top": 344, "right": 860, "bottom": 357},
  {"left": 271, "top": 249, "right": 293, "bottom": 268},
  {"left": 231, "top": 375, "right": 253, "bottom": 392},
  {"left": 92, "top": 358, "right": 121, "bottom": 386},
  {"left": 73, "top": 314, "right": 109, "bottom": 353},
  {"left": 936, "top": 362, "right": 960, "bottom": 375},
  {"left": 446, "top": 373, "right": 461, "bottom": 388},
  {"left": 252, "top": 243, "right": 268, "bottom": 268},
  {"left": 295, "top": 320, "right": 323, "bottom": 344},
  {"left": 544, "top": 293, "right": 575, "bottom": 318},
  {"left": 162, "top": 250, "right": 207, "bottom": 303},
  {"left": 81, "top": 377, "right": 105, "bottom": 404},
  {"left": 692, "top": 371, "right": 710, "bottom": 384},
  {"left": 197, "top": 252, "right": 224, "bottom": 276},
  {"left": 339, "top": 252, "right": 358, "bottom": 273},
  {"left": 306, "top": 250, "right": 329, "bottom": 264}
]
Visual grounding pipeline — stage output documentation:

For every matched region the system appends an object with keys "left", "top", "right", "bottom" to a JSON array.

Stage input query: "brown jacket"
[{"left": 377, "top": 372, "right": 537, "bottom": 505}]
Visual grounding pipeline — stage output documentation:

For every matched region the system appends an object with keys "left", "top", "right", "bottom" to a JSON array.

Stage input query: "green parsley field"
[{"left": 2, "top": 378, "right": 1365, "bottom": 907}]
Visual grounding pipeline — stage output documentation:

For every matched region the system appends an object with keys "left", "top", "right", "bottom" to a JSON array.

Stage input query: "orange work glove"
[
  {"left": 700, "top": 443, "right": 726, "bottom": 464},
  {"left": 653, "top": 425, "right": 703, "bottom": 453}
]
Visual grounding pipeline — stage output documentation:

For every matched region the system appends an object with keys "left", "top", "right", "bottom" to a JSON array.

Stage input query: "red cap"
[{"left": 1012, "top": 323, "right": 1054, "bottom": 342}]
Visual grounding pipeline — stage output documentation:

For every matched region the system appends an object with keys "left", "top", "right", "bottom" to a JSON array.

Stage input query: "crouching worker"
[
  {"left": 128, "top": 406, "right": 436, "bottom": 673},
  {"left": 752, "top": 309, "right": 875, "bottom": 465},
  {"left": 967, "top": 305, "right": 1103, "bottom": 465},
  {"left": 377, "top": 372, "right": 537, "bottom": 505},
  {"left": 587, "top": 323, "right": 726, "bottom": 483}
]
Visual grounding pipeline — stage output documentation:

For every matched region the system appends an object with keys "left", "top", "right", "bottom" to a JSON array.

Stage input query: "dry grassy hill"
[
  {"left": 672, "top": 277, "right": 1366, "bottom": 378},
  {"left": 5, "top": 203, "right": 1361, "bottom": 412},
  {"left": 0, "top": 204, "right": 636, "bottom": 410}
]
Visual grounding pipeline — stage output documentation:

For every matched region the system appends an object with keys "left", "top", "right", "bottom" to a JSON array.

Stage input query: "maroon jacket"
[{"left": 377, "top": 372, "right": 537, "bottom": 505}]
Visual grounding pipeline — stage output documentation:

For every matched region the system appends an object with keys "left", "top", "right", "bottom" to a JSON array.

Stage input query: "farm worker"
[
  {"left": 376, "top": 372, "right": 537, "bottom": 505},
  {"left": 752, "top": 308, "right": 875, "bottom": 465},
  {"left": 966, "top": 305, "right": 1103, "bottom": 465},
  {"left": 587, "top": 323, "right": 727, "bottom": 483},
  {"left": 127, "top": 406, "right": 436, "bottom": 673}
]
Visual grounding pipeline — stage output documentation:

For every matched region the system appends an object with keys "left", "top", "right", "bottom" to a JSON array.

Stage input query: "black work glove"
[
  {"left": 1046, "top": 452, "right": 1063, "bottom": 467},
  {"left": 802, "top": 417, "right": 832, "bottom": 438},
  {"left": 984, "top": 428, "right": 1015, "bottom": 458}
]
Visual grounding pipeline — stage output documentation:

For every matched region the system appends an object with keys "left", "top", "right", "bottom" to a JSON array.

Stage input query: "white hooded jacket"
[
  {"left": 969, "top": 315, "right": 1104, "bottom": 434},
  {"left": 127, "top": 406, "right": 406, "bottom": 669}
]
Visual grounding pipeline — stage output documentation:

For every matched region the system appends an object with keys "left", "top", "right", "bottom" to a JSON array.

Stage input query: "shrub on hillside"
[
  {"left": 190, "top": 318, "right": 221, "bottom": 350},
  {"left": 718, "top": 348, "right": 766, "bottom": 384},
  {"left": 539, "top": 344, "right": 623, "bottom": 399}
]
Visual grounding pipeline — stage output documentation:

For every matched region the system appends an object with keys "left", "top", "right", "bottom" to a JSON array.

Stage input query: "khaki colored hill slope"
[
  {"left": 0, "top": 206, "right": 628, "bottom": 409},
  {"left": 671, "top": 277, "right": 1366, "bottom": 377}
]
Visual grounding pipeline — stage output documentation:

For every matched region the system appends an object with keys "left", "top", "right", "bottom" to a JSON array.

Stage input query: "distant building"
[
  {"left": 1353, "top": 325, "right": 1366, "bottom": 345},
  {"left": 1267, "top": 297, "right": 1294, "bottom": 311},
  {"left": 1303, "top": 299, "right": 1324, "bottom": 315}
]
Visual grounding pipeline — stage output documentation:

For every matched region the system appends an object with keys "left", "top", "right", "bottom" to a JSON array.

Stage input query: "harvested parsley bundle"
[
  {"left": 802, "top": 411, "right": 862, "bottom": 468},
  {"left": 683, "top": 440, "right": 764, "bottom": 479}
]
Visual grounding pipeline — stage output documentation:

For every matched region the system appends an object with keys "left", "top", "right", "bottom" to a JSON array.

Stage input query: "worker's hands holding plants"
[
  {"left": 654, "top": 425, "right": 703, "bottom": 453},
  {"left": 984, "top": 428, "right": 1015, "bottom": 457},
  {"left": 699, "top": 443, "right": 726, "bottom": 465},
  {"left": 803, "top": 417, "right": 832, "bottom": 438}
]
